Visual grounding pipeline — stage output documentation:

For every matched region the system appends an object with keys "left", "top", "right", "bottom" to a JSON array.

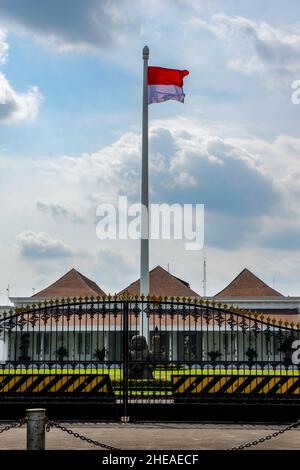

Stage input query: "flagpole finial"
[{"left": 143, "top": 45, "right": 149, "bottom": 60}]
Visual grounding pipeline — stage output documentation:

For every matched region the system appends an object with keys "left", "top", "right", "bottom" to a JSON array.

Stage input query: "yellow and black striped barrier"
[
  {"left": 172, "top": 375, "right": 300, "bottom": 398},
  {"left": 0, "top": 374, "right": 114, "bottom": 397}
]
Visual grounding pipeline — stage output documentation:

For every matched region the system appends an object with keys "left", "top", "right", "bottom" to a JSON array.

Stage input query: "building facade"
[{"left": 1, "top": 266, "right": 299, "bottom": 366}]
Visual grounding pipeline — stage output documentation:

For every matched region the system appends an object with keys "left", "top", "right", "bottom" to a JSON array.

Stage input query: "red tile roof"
[
  {"left": 31, "top": 268, "right": 106, "bottom": 299},
  {"left": 118, "top": 265, "right": 200, "bottom": 297},
  {"left": 214, "top": 268, "right": 284, "bottom": 298}
]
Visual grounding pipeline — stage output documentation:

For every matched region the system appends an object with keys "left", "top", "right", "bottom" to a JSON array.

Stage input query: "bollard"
[{"left": 26, "top": 408, "right": 46, "bottom": 450}]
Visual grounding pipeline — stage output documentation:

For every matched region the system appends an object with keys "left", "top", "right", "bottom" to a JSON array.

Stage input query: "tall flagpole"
[{"left": 140, "top": 45, "right": 149, "bottom": 340}]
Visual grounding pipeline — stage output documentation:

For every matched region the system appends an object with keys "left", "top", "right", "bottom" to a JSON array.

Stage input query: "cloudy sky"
[{"left": 1, "top": 0, "right": 300, "bottom": 303}]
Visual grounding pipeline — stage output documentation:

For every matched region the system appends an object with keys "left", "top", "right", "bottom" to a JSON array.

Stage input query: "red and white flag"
[{"left": 148, "top": 66, "right": 189, "bottom": 105}]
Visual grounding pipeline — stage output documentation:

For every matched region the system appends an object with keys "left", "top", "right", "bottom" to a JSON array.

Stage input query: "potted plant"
[
  {"left": 19, "top": 333, "right": 31, "bottom": 361},
  {"left": 56, "top": 346, "right": 68, "bottom": 362},
  {"left": 245, "top": 347, "right": 257, "bottom": 363},
  {"left": 93, "top": 347, "right": 106, "bottom": 361},
  {"left": 278, "top": 336, "right": 294, "bottom": 364},
  {"left": 207, "top": 350, "right": 222, "bottom": 362}
]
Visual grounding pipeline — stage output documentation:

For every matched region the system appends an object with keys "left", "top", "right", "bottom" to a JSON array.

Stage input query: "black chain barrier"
[
  {"left": 45, "top": 419, "right": 121, "bottom": 451},
  {"left": 0, "top": 417, "right": 27, "bottom": 434},
  {"left": 0, "top": 415, "right": 299, "bottom": 451},
  {"left": 228, "top": 419, "right": 300, "bottom": 450}
]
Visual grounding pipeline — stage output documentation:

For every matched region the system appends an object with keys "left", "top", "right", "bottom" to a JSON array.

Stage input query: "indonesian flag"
[{"left": 148, "top": 66, "right": 189, "bottom": 105}]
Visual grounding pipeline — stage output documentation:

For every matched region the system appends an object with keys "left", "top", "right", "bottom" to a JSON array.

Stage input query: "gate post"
[
  {"left": 26, "top": 408, "right": 46, "bottom": 450},
  {"left": 121, "top": 300, "right": 130, "bottom": 422}
]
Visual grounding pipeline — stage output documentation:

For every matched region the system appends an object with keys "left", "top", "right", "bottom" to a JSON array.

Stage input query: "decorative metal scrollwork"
[
  {"left": 131, "top": 303, "right": 141, "bottom": 318},
  {"left": 203, "top": 310, "right": 212, "bottom": 324},
  {"left": 214, "top": 311, "right": 225, "bottom": 326},
  {"left": 28, "top": 312, "right": 39, "bottom": 327},
  {"left": 227, "top": 313, "right": 238, "bottom": 330},
  {"left": 250, "top": 320, "right": 261, "bottom": 336},
  {"left": 16, "top": 314, "right": 27, "bottom": 330},
  {"left": 238, "top": 317, "right": 249, "bottom": 332},
  {"left": 191, "top": 307, "right": 201, "bottom": 323}
]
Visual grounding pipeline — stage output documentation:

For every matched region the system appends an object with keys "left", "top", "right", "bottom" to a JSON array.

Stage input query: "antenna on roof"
[
  {"left": 167, "top": 263, "right": 170, "bottom": 273},
  {"left": 32, "top": 288, "right": 35, "bottom": 296},
  {"left": 6, "top": 284, "right": 10, "bottom": 304},
  {"left": 203, "top": 257, "right": 207, "bottom": 298}
]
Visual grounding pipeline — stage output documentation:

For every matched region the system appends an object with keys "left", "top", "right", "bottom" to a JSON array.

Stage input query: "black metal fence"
[{"left": 0, "top": 296, "right": 300, "bottom": 409}]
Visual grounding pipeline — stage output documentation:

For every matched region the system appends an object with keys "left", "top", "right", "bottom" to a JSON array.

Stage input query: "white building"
[{"left": 0, "top": 266, "right": 299, "bottom": 365}]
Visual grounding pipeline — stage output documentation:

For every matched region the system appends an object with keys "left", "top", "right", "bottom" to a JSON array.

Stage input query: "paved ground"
[{"left": 0, "top": 422, "right": 299, "bottom": 450}]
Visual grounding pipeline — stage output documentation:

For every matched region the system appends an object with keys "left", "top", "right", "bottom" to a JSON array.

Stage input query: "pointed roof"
[
  {"left": 214, "top": 268, "right": 283, "bottom": 298},
  {"left": 31, "top": 268, "right": 106, "bottom": 299},
  {"left": 118, "top": 265, "right": 200, "bottom": 297}
]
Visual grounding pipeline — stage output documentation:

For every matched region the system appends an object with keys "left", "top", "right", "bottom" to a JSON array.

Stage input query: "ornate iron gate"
[{"left": 0, "top": 296, "right": 300, "bottom": 415}]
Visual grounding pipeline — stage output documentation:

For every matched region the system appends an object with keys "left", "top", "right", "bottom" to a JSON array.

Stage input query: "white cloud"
[
  {"left": 16, "top": 231, "right": 76, "bottom": 258},
  {"left": 0, "top": 30, "right": 8, "bottom": 63},
  {"left": 1, "top": 119, "right": 300, "bottom": 301},
  {"left": 0, "top": 28, "right": 42, "bottom": 124},
  {"left": 0, "top": 73, "right": 42, "bottom": 123},
  {"left": 194, "top": 14, "right": 300, "bottom": 76},
  {"left": 36, "top": 201, "right": 83, "bottom": 224},
  {"left": 30, "top": 119, "right": 297, "bottom": 253},
  {"left": 49, "top": 123, "right": 279, "bottom": 218},
  {"left": 0, "top": 0, "right": 141, "bottom": 53}
]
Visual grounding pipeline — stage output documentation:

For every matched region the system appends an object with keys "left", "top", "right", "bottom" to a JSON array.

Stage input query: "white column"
[
  {"left": 0, "top": 334, "right": 8, "bottom": 363},
  {"left": 171, "top": 331, "right": 178, "bottom": 361}
]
